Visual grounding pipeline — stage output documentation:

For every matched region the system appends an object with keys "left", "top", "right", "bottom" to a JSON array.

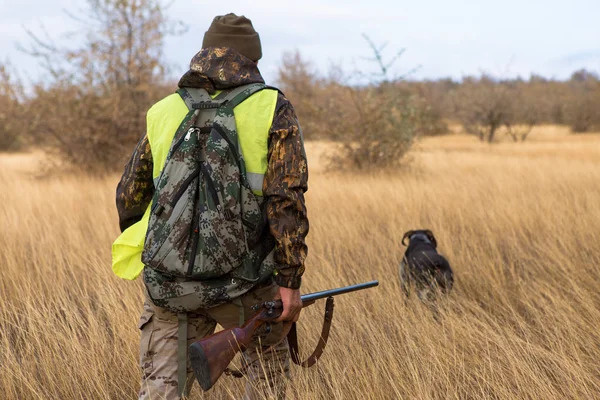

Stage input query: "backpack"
[{"left": 142, "top": 83, "right": 277, "bottom": 313}]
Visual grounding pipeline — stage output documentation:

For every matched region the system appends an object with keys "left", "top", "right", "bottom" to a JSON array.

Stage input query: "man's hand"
[{"left": 274, "top": 286, "right": 302, "bottom": 322}]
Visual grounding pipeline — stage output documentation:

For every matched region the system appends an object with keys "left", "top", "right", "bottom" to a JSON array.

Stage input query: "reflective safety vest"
[{"left": 111, "top": 88, "right": 278, "bottom": 280}]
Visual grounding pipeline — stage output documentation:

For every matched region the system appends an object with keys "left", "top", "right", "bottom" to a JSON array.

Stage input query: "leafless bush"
[
  {"left": 17, "top": 0, "right": 183, "bottom": 173},
  {"left": 277, "top": 52, "right": 324, "bottom": 140},
  {"left": 503, "top": 82, "right": 541, "bottom": 142},
  {"left": 278, "top": 39, "right": 445, "bottom": 171},
  {"left": 0, "top": 63, "right": 27, "bottom": 152},
  {"left": 326, "top": 82, "right": 418, "bottom": 170},
  {"left": 453, "top": 75, "right": 512, "bottom": 143},
  {"left": 405, "top": 82, "right": 450, "bottom": 136},
  {"left": 453, "top": 75, "right": 543, "bottom": 143}
]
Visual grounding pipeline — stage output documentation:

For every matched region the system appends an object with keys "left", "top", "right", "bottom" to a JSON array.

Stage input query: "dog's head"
[{"left": 401, "top": 229, "right": 437, "bottom": 248}]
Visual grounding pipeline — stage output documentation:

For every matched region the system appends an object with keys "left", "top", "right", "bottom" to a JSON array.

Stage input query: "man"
[{"left": 112, "top": 13, "right": 308, "bottom": 399}]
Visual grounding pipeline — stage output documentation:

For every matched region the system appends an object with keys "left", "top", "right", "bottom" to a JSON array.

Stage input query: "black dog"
[{"left": 399, "top": 230, "right": 454, "bottom": 303}]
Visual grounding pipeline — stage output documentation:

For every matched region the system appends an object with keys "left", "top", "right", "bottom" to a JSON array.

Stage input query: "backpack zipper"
[
  {"left": 212, "top": 124, "right": 256, "bottom": 194},
  {"left": 170, "top": 127, "right": 197, "bottom": 155},
  {"left": 173, "top": 125, "right": 213, "bottom": 155},
  {"left": 187, "top": 225, "right": 200, "bottom": 276},
  {"left": 170, "top": 110, "right": 201, "bottom": 154},
  {"left": 187, "top": 165, "right": 220, "bottom": 277},
  {"left": 169, "top": 168, "right": 201, "bottom": 207},
  {"left": 184, "top": 127, "right": 197, "bottom": 142},
  {"left": 200, "top": 163, "right": 222, "bottom": 213},
  {"left": 186, "top": 191, "right": 201, "bottom": 277}
]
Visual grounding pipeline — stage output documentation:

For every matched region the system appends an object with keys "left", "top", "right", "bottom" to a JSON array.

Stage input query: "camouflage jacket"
[{"left": 116, "top": 48, "right": 308, "bottom": 289}]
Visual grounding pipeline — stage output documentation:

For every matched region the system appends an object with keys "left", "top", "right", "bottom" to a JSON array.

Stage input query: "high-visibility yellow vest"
[{"left": 111, "top": 88, "right": 278, "bottom": 280}]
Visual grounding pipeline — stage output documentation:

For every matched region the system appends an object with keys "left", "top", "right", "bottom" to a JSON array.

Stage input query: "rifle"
[{"left": 189, "top": 280, "right": 379, "bottom": 391}]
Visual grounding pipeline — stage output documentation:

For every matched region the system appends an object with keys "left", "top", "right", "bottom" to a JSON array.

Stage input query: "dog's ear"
[
  {"left": 424, "top": 230, "right": 437, "bottom": 248},
  {"left": 402, "top": 230, "right": 415, "bottom": 246}
]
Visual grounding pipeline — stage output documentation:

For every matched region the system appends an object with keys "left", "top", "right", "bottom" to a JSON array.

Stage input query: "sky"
[{"left": 1, "top": 0, "right": 599, "bottom": 85}]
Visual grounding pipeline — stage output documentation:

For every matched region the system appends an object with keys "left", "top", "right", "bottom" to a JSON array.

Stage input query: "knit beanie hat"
[{"left": 202, "top": 13, "right": 262, "bottom": 62}]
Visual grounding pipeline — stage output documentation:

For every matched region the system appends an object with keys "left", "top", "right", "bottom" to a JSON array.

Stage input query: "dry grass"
[{"left": 1, "top": 127, "right": 600, "bottom": 400}]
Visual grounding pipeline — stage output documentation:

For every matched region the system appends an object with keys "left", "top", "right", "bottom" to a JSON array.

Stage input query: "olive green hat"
[{"left": 202, "top": 13, "right": 262, "bottom": 61}]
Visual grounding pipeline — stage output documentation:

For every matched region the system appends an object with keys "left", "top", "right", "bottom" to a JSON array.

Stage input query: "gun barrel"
[{"left": 300, "top": 280, "right": 379, "bottom": 304}]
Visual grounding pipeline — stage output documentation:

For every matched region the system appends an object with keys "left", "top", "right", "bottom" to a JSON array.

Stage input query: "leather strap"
[{"left": 288, "top": 296, "right": 335, "bottom": 367}]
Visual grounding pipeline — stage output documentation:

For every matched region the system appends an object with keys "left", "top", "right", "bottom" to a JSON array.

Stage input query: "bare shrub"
[
  {"left": 503, "top": 82, "right": 541, "bottom": 142},
  {"left": 335, "top": 36, "right": 430, "bottom": 168},
  {"left": 407, "top": 80, "right": 452, "bottom": 136},
  {"left": 453, "top": 75, "right": 512, "bottom": 143},
  {"left": 26, "top": 82, "right": 170, "bottom": 170},
  {"left": 453, "top": 75, "right": 541, "bottom": 143},
  {"left": 277, "top": 51, "right": 323, "bottom": 140},
  {"left": 18, "top": 0, "right": 183, "bottom": 173},
  {"left": 325, "top": 82, "right": 419, "bottom": 170},
  {"left": 0, "top": 63, "right": 27, "bottom": 152},
  {"left": 278, "top": 39, "right": 444, "bottom": 171}
]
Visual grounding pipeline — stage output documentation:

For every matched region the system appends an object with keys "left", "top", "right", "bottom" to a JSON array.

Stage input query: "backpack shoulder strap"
[
  {"left": 224, "top": 84, "right": 284, "bottom": 112},
  {"left": 178, "top": 84, "right": 281, "bottom": 112},
  {"left": 219, "top": 83, "right": 270, "bottom": 111},
  {"left": 176, "top": 87, "right": 226, "bottom": 111}
]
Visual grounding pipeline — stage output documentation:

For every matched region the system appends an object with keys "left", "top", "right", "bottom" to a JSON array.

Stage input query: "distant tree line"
[
  {"left": 418, "top": 69, "right": 600, "bottom": 142},
  {"left": 280, "top": 60, "right": 600, "bottom": 146}
]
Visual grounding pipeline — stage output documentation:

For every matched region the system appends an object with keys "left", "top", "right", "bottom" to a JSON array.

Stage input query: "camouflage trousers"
[{"left": 138, "top": 282, "right": 290, "bottom": 400}]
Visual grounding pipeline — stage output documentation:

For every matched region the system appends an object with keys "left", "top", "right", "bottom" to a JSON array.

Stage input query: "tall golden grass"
[{"left": 1, "top": 128, "right": 599, "bottom": 399}]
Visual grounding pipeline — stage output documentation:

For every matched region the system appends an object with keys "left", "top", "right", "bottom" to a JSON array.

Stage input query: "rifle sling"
[{"left": 288, "top": 296, "right": 335, "bottom": 368}]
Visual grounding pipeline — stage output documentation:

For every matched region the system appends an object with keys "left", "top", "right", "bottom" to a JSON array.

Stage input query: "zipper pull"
[{"left": 184, "top": 127, "right": 195, "bottom": 141}]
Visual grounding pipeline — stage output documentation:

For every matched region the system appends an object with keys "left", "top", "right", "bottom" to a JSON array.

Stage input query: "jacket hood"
[{"left": 178, "top": 47, "right": 265, "bottom": 94}]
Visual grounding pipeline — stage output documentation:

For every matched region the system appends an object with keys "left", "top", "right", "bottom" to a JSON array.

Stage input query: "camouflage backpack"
[{"left": 142, "top": 83, "right": 277, "bottom": 313}]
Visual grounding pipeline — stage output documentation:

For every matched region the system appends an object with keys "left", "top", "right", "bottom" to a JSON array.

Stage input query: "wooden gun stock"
[
  {"left": 189, "top": 280, "right": 378, "bottom": 391},
  {"left": 189, "top": 301, "right": 284, "bottom": 391}
]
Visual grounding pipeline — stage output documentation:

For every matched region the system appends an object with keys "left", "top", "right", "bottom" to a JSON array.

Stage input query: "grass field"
[{"left": 1, "top": 126, "right": 600, "bottom": 399}]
